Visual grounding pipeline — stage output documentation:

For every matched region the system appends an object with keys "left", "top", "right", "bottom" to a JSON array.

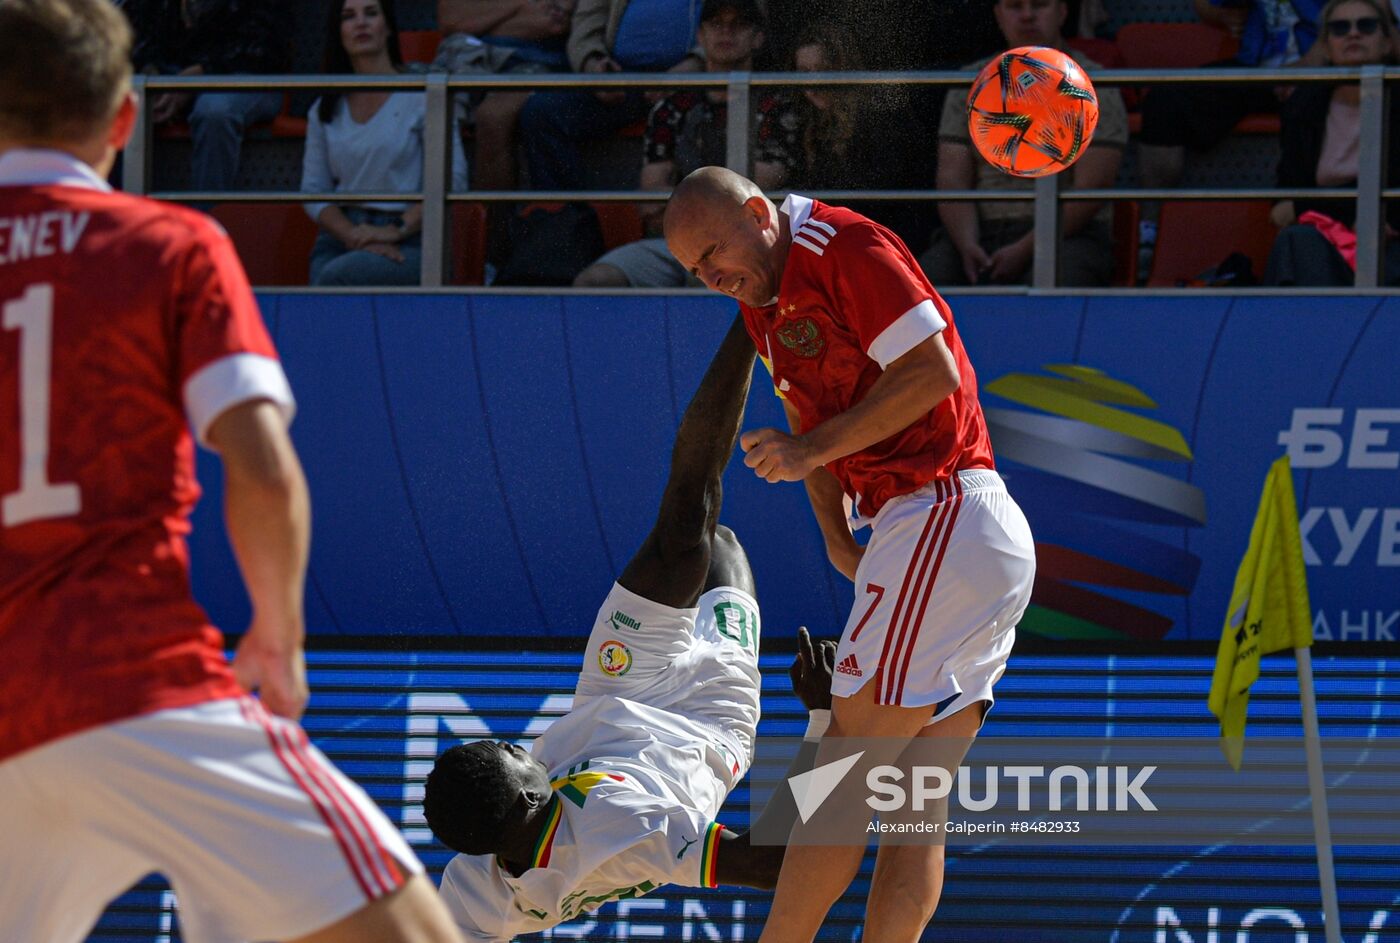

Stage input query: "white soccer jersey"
[{"left": 439, "top": 698, "right": 733, "bottom": 941}]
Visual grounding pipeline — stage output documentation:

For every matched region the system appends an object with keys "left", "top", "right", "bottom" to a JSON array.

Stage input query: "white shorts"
[
  {"left": 576, "top": 582, "right": 762, "bottom": 777},
  {"left": 835, "top": 469, "right": 1035, "bottom": 719},
  {"left": 0, "top": 697, "right": 422, "bottom": 943}
]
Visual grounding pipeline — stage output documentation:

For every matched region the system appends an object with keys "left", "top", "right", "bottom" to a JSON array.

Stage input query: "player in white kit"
[{"left": 422, "top": 316, "right": 834, "bottom": 941}]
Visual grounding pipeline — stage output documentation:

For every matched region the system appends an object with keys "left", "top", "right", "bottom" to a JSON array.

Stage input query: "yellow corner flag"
[{"left": 1208, "top": 456, "right": 1314, "bottom": 769}]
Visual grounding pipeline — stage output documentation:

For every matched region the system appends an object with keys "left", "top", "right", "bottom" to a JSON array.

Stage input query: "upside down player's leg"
[
  {"left": 574, "top": 313, "right": 757, "bottom": 696},
  {"left": 615, "top": 313, "right": 756, "bottom": 609},
  {"left": 573, "top": 314, "right": 759, "bottom": 769}
]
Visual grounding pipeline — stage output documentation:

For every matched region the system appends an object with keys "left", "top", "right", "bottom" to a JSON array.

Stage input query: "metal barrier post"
[
  {"left": 1354, "top": 65, "right": 1387, "bottom": 288},
  {"left": 421, "top": 72, "right": 450, "bottom": 288},
  {"left": 123, "top": 75, "right": 150, "bottom": 195},
  {"left": 1032, "top": 172, "right": 1060, "bottom": 289},
  {"left": 726, "top": 72, "right": 751, "bottom": 175}
]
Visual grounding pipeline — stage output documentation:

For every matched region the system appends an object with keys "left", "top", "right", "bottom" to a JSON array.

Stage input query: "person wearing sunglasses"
[{"left": 1265, "top": 0, "right": 1400, "bottom": 284}]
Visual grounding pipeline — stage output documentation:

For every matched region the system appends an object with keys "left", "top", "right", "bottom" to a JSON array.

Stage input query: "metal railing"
[{"left": 124, "top": 65, "right": 1394, "bottom": 289}]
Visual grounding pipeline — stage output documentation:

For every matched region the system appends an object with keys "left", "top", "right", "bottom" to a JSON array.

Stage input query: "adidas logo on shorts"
[{"left": 836, "top": 654, "right": 862, "bottom": 677}]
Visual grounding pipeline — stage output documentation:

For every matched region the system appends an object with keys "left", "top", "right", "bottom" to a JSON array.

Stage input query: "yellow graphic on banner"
[{"left": 985, "top": 369, "right": 1191, "bottom": 458}]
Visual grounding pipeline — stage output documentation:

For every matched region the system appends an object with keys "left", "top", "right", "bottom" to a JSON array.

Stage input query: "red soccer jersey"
[
  {"left": 739, "top": 195, "right": 994, "bottom": 521},
  {"left": 0, "top": 150, "right": 294, "bottom": 762}
]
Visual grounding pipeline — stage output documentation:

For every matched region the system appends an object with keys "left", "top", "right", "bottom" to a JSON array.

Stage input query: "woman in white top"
[{"left": 301, "top": 0, "right": 469, "bottom": 286}]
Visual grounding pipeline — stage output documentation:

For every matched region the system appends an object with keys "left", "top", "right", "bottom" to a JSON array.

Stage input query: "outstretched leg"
[{"left": 617, "top": 314, "right": 756, "bottom": 608}]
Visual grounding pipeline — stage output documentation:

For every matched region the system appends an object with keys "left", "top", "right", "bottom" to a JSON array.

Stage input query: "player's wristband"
[{"left": 804, "top": 709, "right": 831, "bottom": 741}]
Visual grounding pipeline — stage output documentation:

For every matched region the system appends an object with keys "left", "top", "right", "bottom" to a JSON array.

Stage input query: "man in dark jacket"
[{"left": 119, "top": 0, "right": 289, "bottom": 191}]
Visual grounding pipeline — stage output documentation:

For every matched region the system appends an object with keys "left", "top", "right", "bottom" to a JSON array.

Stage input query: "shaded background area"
[{"left": 189, "top": 292, "right": 1400, "bottom": 643}]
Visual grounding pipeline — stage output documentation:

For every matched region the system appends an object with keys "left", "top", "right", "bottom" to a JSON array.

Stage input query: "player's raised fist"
[{"left": 740, "top": 427, "right": 817, "bottom": 483}]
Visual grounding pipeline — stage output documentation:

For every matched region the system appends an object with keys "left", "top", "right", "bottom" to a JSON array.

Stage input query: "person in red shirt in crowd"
[
  {"left": 0, "top": 2, "right": 461, "bottom": 942},
  {"left": 664, "top": 166, "right": 1037, "bottom": 941}
]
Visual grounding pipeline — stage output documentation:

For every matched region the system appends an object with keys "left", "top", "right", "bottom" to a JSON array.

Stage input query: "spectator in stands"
[
  {"left": 573, "top": 0, "right": 796, "bottom": 286},
  {"left": 788, "top": 20, "right": 935, "bottom": 256},
  {"left": 120, "top": 0, "right": 288, "bottom": 192},
  {"left": 1264, "top": 0, "right": 1400, "bottom": 284},
  {"left": 433, "top": 0, "right": 573, "bottom": 190},
  {"left": 516, "top": 0, "right": 710, "bottom": 191},
  {"left": 1136, "top": 0, "right": 1326, "bottom": 261},
  {"left": 301, "top": 0, "right": 469, "bottom": 286},
  {"left": 921, "top": 0, "right": 1127, "bottom": 286}
]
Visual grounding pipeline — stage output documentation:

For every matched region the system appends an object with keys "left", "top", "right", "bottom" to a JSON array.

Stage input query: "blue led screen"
[{"left": 88, "top": 651, "right": 1400, "bottom": 942}]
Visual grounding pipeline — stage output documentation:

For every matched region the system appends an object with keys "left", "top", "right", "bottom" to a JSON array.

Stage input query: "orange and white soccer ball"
[{"left": 967, "top": 45, "right": 1099, "bottom": 178}]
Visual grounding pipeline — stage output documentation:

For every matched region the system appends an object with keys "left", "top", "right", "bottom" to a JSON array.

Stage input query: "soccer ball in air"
[{"left": 967, "top": 46, "right": 1099, "bottom": 178}]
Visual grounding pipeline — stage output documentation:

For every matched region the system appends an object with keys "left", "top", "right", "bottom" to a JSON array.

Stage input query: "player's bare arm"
[
  {"left": 740, "top": 331, "right": 960, "bottom": 483},
  {"left": 211, "top": 399, "right": 312, "bottom": 720}
]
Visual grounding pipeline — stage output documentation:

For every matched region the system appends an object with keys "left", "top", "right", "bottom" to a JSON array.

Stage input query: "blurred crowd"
[{"left": 112, "top": 0, "right": 1400, "bottom": 288}]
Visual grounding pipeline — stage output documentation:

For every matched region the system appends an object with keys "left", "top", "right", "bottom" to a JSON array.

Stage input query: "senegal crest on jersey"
[
  {"left": 597, "top": 639, "right": 632, "bottom": 677},
  {"left": 775, "top": 316, "right": 824, "bottom": 358}
]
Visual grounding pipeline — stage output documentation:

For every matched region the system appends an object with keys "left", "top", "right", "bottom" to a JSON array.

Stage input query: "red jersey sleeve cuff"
[
  {"left": 184, "top": 353, "right": 296, "bottom": 448},
  {"left": 867, "top": 299, "right": 947, "bottom": 369}
]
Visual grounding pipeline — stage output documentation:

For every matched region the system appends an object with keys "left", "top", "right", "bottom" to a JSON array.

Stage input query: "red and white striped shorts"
[
  {"left": 833, "top": 469, "right": 1036, "bottom": 718},
  {"left": 0, "top": 697, "right": 420, "bottom": 943}
]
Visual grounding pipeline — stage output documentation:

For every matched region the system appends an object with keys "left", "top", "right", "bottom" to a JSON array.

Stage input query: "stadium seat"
[
  {"left": 1146, "top": 199, "right": 1276, "bottom": 286},
  {"left": 1067, "top": 36, "right": 1137, "bottom": 110},
  {"left": 398, "top": 30, "right": 443, "bottom": 64},
  {"left": 1114, "top": 22, "right": 1239, "bottom": 69},
  {"left": 156, "top": 93, "right": 306, "bottom": 142},
  {"left": 210, "top": 203, "right": 320, "bottom": 286},
  {"left": 1111, "top": 199, "right": 1140, "bottom": 287},
  {"left": 591, "top": 202, "right": 644, "bottom": 250},
  {"left": 451, "top": 202, "right": 488, "bottom": 285},
  {"left": 1068, "top": 36, "right": 1124, "bottom": 68}
]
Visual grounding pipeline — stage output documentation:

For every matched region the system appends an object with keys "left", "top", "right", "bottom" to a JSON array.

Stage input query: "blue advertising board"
[
  {"left": 88, "top": 651, "right": 1400, "bottom": 942},
  {"left": 187, "top": 293, "right": 1399, "bottom": 643}
]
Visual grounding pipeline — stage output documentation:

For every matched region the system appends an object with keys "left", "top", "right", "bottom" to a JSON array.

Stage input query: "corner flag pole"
[
  {"left": 1295, "top": 645, "right": 1342, "bottom": 943},
  {"left": 1209, "top": 456, "right": 1342, "bottom": 943}
]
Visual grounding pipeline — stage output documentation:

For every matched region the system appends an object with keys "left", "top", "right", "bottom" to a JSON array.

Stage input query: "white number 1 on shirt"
[{"left": 4, "top": 283, "right": 81, "bottom": 527}]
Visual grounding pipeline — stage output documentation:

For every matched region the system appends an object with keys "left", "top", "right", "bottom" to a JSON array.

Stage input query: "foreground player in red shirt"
[
  {"left": 666, "top": 166, "right": 1037, "bottom": 941},
  {"left": 0, "top": 2, "right": 461, "bottom": 941}
]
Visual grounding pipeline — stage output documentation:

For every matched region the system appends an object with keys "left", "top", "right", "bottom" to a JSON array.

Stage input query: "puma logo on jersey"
[
  {"left": 836, "top": 654, "right": 862, "bottom": 677},
  {"left": 792, "top": 217, "right": 836, "bottom": 256},
  {"left": 676, "top": 836, "right": 698, "bottom": 859},
  {"left": 608, "top": 610, "right": 641, "bottom": 632}
]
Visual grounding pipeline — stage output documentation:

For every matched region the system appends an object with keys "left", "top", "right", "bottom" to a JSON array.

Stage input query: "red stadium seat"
[
  {"left": 1067, "top": 36, "right": 1137, "bottom": 110},
  {"left": 209, "top": 202, "right": 319, "bottom": 286},
  {"left": 1114, "top": 23, "right": 1278, "bottom": 136},
  {"left": 451, "top": 202, "right": 488, "bottom": 285},
  {"left": 591, "top": 202, "right": 644, "bottom": 250},
  {"left": 1114, "top": 22, "right": 1239, "bottom": 69},
  {"left": 1111, "top": 200, "right": 1140, "bottom": 287},
  {"left": 156, "top": 93, "right": 306, "bottom": 141},
  {"left": 1068, "top": 36, "right": 1124, "bottom": 68},
  {"left": 399, "top": 30, "right": 443, "bottom": 64},
  {"left": 1146, "top": 200, "right": 1277, "bottom": 287}
]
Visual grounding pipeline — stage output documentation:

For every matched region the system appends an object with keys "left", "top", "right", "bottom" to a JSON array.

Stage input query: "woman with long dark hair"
[
  {"left": 788, "top": 21, "right": 934, "bottom": 254},
  {"left": 299, "top": 0, "right": 467, "bottom": 285}
]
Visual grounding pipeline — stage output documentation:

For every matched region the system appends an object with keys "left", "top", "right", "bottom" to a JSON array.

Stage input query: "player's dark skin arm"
[
  {"left": 618, "top": 314, "right": 756, "bottom": 608},
  {"left": 715, "top": 628, "right": 835, "bottom": 890}
]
